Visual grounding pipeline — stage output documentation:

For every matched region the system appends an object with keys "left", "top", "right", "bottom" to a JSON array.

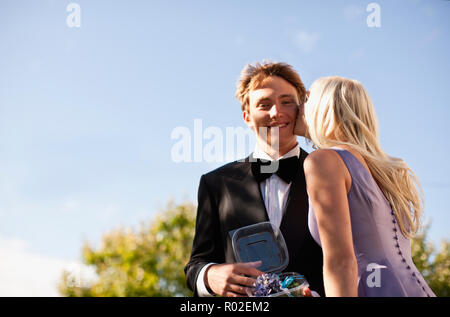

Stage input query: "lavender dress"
[{"left": 308, "top": 148, "right": 436, "bottom": 297}]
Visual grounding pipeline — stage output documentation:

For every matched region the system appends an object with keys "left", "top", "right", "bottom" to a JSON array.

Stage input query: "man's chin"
[
  {"left": 270, "top": 129, "right": 296, "bottom": 143},
  {"left": 258, "top": 135, "right": 297, "bottom": 148}
]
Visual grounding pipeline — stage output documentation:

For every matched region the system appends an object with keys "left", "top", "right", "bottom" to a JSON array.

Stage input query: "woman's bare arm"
[{"left": 304, "top": 149, "right": 358, "bottom": 297}]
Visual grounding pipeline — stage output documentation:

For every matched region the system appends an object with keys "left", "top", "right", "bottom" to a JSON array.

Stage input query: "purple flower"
[{"left": 253, "top": 273, "right": 282, "bottom": 297}]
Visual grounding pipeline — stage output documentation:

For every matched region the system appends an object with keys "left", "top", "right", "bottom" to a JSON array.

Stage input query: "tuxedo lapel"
[
  {"left": 227, "top": 154, "right": 269, "bottom": 228},
  {"left": 227, "top": 150, "right": 309, "bottom": 244},
  {"left": 239, "top": 156, "right": 269, "bottom": 225},
  {"left": 279, "top": 149, "right": 309, "bottom": 259}
]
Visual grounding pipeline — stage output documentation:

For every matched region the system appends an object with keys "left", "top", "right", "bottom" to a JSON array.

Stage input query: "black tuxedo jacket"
[{"left": 184, "top": 148, "right": 324, "bottom": 296}]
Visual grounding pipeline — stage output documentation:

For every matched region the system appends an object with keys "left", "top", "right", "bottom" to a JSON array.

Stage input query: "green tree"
[
  {"left": 58, "top": 201, "right": 196, "bottom": 296},
  {"left": 411, "top": 223, "right": 450, "bottom": 297},
  {"left": 59, "top": 200, "right": 449, "bottom": 297}
]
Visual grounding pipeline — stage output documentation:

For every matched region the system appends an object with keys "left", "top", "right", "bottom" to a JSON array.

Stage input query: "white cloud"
[
  {"left": 62, "top": 199, "right": 81, "bottom": 213},
  {"left": 424, "top": 28, "right": 440, "bottom": 44},
  {"left": 234, "top": 35, "right": 246, "bottom": 46},
  {"left": 349, "top": 48, "right": 365, "bottom": 61},
  {"left": 292, "top": 30, "right": 320, "bottom": 54},
  {"left": 0, "top": 237, "right": 97, "bottom": 297},
  {"left": 343, "top": 4, "right": 364, "bottom": 21},
  {"left": 421, "top": 5, "right": 436, "bottom": 18}
]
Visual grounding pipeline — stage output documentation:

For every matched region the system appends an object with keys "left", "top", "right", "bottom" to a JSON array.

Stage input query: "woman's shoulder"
[
  {"left": 304, "top": 148, "right": 343, "bottom": 168},
  {"left": 304, "top": 148, "right": 348, "bottom": 178}
]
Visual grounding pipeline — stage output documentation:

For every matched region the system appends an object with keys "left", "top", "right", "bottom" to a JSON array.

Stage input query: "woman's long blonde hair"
[{"left": 304, "top": 76, "right": 423, "bottom": 238}]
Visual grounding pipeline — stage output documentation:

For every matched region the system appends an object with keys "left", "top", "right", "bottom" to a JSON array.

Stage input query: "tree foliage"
[
  {"left": 58, "top": 201, "right": 449, "bottom": 297},
  {"left": 58, "top": 201, "right": 196, "bottom": 296},
  {"left": 411, "top": 224, "right": 450, "bottom": 297}
]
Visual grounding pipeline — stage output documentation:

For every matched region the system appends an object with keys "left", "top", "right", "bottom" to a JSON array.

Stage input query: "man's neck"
[{"left": 256, "top": 140, "right": 299, "bottom": 160}]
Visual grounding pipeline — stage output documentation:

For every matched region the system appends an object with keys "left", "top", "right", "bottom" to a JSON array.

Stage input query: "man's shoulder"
[
  {"left": 203, "top": 156, "right": 252, "bottom": 181},
  {"left": 299, "top": 147, "right": 310, "bottom": 160}
]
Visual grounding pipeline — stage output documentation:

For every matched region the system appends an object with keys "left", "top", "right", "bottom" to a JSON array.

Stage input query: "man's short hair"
[{"left": 235, "top": 61, "right": 307, "bottom": 113}]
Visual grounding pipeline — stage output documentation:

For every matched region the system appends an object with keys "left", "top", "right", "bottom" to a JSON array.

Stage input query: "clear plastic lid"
[{"left": 230, "top": 222, "right": 289, "bottom": 273}]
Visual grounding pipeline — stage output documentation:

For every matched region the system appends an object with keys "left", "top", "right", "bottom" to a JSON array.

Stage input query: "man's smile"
[{"left": 267, "top": 122, "right": 290, "bottom": 129}]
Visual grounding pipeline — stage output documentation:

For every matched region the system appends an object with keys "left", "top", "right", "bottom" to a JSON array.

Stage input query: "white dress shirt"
[
  {"left": 253, "top": 144, "right": 300, "bottom": 229},
  {"left": 196, "top": 144, "right": 301, "bottom": 297}
]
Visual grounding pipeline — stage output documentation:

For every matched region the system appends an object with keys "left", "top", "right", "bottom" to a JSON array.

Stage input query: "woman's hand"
[
  {"left": 294, "top": 91, "right": 309, "bottom": 136},
  {"left": 294, "top": 102, "right": 307, "bottom": 137}
]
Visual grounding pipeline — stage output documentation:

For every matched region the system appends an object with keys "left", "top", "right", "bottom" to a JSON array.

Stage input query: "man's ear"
[{"left": 243, "top": 110, "right": 253, "bottom": 128}]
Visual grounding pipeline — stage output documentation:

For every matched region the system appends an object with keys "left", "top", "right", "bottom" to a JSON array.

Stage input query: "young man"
[{"left": 184, "top": 61, "right": 324, "bottom": 297}]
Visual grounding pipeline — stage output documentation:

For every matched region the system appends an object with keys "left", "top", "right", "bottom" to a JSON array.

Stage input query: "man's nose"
[{"left": 268, "top": 104, "right": 281, "bottom": 118}]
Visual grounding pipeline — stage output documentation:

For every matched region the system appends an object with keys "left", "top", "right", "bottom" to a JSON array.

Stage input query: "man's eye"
[
  {"left": 259, "top": 104, "right": 271, "bottom": 108},
  {"left": 282, "top": 101, "right": 295, "bottom": 106}
]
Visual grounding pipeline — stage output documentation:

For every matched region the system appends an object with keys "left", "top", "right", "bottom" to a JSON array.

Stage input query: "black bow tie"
[{"left": 251, "top": 156, "right": 300, "bottom": 184}]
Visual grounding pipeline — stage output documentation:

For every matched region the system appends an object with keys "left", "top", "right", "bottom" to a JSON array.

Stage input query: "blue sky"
[{"left": 1, "top": 0, "right": 449, "bottom": 295}]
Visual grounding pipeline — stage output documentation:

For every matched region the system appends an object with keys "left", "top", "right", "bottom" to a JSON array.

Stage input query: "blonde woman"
[{"left": 295, "top": 76, "right": 436, "bottom": 297}]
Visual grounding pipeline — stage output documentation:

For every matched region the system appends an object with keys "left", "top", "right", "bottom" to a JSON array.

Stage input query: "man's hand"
[{"left": 205, "top": 261, "right": 263, "bottom": 297}]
